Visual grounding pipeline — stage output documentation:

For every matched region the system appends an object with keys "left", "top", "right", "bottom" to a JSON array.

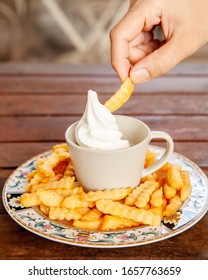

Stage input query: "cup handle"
[{"left": 142, "top": 131, "right": 174, "bottom": 178}]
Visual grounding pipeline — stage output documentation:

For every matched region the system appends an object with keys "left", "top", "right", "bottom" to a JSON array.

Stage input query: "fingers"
[
  {"left": 129, "top": 0, "right": 137, "bottom": 9},
  {"left": 129, "top": 32, "right": 153, "bottom": 48},
  {"left": 110, "top": 1, "right": 162, "bottom": 82},
  {"left": 129, "top": 39, "right": 160, "bottom": 65},
  {"left": 130, "top": 36, "right": 185, "bottom": 83}
]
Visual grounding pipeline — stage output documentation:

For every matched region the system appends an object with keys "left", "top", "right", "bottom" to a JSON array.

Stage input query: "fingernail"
[{"left": 131, "top": 68, "right": 150, "bottom": 83}]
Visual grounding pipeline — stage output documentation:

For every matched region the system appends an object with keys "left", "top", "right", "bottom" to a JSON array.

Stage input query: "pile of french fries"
[{"left": 21, "top": 143, "right": 191, "bottom": 231}]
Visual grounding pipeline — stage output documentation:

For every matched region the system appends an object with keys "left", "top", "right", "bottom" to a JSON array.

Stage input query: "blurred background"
[{"left": 0, "top": 0, "right": 208, "bottom": 64}]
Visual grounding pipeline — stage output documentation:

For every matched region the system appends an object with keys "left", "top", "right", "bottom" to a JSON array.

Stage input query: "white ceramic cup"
[{"left": 65, "top": 115, "right": 174, "bottom": 191}]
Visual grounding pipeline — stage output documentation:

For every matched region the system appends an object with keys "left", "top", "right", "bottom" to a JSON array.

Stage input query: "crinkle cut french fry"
[
  {"left": 163, "top": 195, "right": 182, "bottom": 217},
  {"left": 37, "top": 189, "right": 64, "bottom": 207},
  {"left": 77, "top": 207, "right": 91, "bottom": 215},
  {"left": 52, "top": 143, "right": 70, "bottom": 160},
  {"left": 37, "top": 154, "right": 60, "bottom": 177},
  {"left": 31, "top": 177, "right": 75, "bottom": 192},
  {"left": 63, "top": 160, "right": 75, "bottom": 177},
  {"left": 62, "top": 194, "right": 95, "bottom": 209},
  {"left": 180, "top": 170, "right": 191, "bottom": 201},
  {"left": 145, "top": 149, "right": 158, "bottom": 163},
  {"left": 82, "top": 187, "right": 131, "bottom": 202},
  {"left": 144, "top": 149, "right": 158, "bottom": 168},
  {"left": 135, "top": 181, "right": 159, "bottom": 208},
  {"left": 53, "top": 159, "right": 69, "bottom": 175},
  {"left": 104, "top": 78, "right": 134, "bottom": 112},
  {"left": 82, "top": 208, "right": 103, "bottom": 221},
  {"left": 150, "top": 188, "right": 163, "bottom": 207},
  {"left": 167, "top": 165, "right": 183, "bottom": 190},
  {"left": 148, "top": 206, "right": 163, "bottom": 218},
  {"left": 21, "top": 193, "right": 41, "bottom": 207},
  {"left": 100, "top": 215, "right": 140, "bottom": 231},
  {"left": 39, "top": 204, "right": 50, "bottom": 216},
  {"left": 73, "top": 218, "right": 103, "bottom": 230},
  {"left": 49, "top": 207, "right": 82, "bottom": 221},
  {"left": 125, "top": 181, "right": 158, "bottom": 206},
  {"left": 125, "top": 181, "right": 158, "bottom": 208},
  {"left": 51, "top": 186, "right": 84, "bottom": 197},
  {"left": 26, "top": 169, "right": 37, "bottom": 180},
  {"left": 26, "top": 173, "right": 45, "bottom": 192},
  {"left": 96, "top": 199, "right": 161, "bottom": 226},
  {"left": 163, "top": 184, "right": 176, "bottom": 200},
  {"left": 30, "top": 174, "right": 62, "bottom": 192},
  {"left": 141, "top": 173, "right": 159, "bottom": 183}
]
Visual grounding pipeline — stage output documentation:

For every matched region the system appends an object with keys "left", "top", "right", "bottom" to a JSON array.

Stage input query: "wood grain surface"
[{"left": 0, "top": 63, "right": 207, "bottom": 260}]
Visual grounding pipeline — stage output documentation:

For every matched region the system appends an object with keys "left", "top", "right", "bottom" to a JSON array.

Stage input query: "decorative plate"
[{"left": 2, "top": 146, "right": 208, "bottom": 248}]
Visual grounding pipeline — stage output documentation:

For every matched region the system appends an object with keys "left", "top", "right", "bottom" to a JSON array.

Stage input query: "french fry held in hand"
[
  {"left": 104, "top": 77, "right": 134, "bottom": 112},
  {"left": 20, "top": 144, "right": 192, "bottom": 231}
]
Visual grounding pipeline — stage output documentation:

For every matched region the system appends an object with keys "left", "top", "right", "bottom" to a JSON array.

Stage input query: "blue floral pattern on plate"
[{"left": 2, "top": 146, "right": 208, "bottom": 248}]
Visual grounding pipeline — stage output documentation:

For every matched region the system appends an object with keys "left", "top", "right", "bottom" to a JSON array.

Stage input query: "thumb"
[{"left": 130, "top": 37, "right": 184, "bottom": 83}]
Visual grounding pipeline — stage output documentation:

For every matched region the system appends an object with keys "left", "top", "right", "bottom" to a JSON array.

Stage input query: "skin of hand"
[{"left": 110, "top": 0, "right": 208, "bottom": 83}]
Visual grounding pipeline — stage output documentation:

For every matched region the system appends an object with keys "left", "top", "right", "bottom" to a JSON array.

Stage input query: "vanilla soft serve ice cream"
[{"left": 75, "top": 90, "right": 130, "bottom": 150}]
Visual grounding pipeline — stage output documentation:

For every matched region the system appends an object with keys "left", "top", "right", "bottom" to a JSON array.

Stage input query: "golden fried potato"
[
  {"left": 26, "top": 172, "right": 45, "bottom": 192},
  {"left": 167, "top": 165, "right": 183, "bottom": 190},
  {"left": 31, "top": 177, "right": 75, "bottom": 192},
  {"left": 73, "top": 218, "right": 103, "bottom": 230},
  {"left": 143, "top": 202, "right": 151, "bottom": 210},
  {"left": 63, "top": 160, "right": 75, "bottom": 177},
  {"left": 53, "top": 159, "right": 69, "bottom": 175},
  {"left": 162, "top": 196, "right": 167, "bottom": 211},
  {"left": 163, "top": 195, "right": 182, "bottom": 216},
  {"left": 82, "top": 208, "right": 103, "bottom": 221},
  {"left": 180, "top": 170, "right": 191, "bottom": 201},
  {"left": 163, "top": 184, "right": 176, "bottom": 200},
  {"left": 159, "top": 162, "right": 172, "bottom": 172},
  {"left": 77, "top": 207, "right": 91, "bottom": 215},
  {"left": 144, "top": 149, "right": 158, "bottom": 168},
  {"left": 104, "top": 77, "right": 134, "bottom": 112},
  {"left": 149, "top": 206, "right": 163, "bottom": 218},
  {"left": 39, "top": 204, "right": 50, "bottom": 216},
  {"left": 82, "top": 187, "right": 131, "bottom": 202},
  {"left": 49, "top": 207, "right": 82, "bottom": 221},
  {"left": 125, "top": 181, "right": 158, "bottom": 207},
  {"left": 150, "top": 188, "right": 163, "bottom": 207},
  {"left": 141, "top": 173, "right": 159, "bottom": 183},
  {"left": 37, "top": 154, "right": 60, "bottom": 178},
  {"left": 62, "top": 194, "right": 95, "bottom": 209},
  {"left": 52, "top": 186, "right": 84, "bottom": 197},
  {"left": 21, "top": 192, "right": 41, "bottom": 207},
  {"left": 30, "top": 174, "right": 62, "bottom": 192},
  {"left": 52, "top": 143, "right": 70, "bottom": 160},
  {"left": 134, "top": 181, "right": 159, "bottom": 208},
  {"left": 37, "top": 189, "right": 64, "bottom": 207},
  {"left": 100, "top": 215, "right": 140, "bottom": 231},
  {"left": 96, "top": 199, "right": 161, "bottom": 226},
  {"left": 26, "top": 169, "right": 37, "bottom": 181}
]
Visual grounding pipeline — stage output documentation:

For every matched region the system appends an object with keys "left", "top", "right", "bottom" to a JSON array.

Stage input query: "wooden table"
[{"left": 0, "top": 63, "right": 207, "bottom": 260}]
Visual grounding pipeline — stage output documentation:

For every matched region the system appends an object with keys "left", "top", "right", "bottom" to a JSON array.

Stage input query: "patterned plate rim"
[{"left": 2, "top": 145, "right": 208, "bottom": 248}]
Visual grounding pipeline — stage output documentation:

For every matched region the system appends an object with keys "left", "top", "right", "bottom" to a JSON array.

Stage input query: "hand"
[{"left": 110, "top": 0, "right": 208, "bottom": 83}]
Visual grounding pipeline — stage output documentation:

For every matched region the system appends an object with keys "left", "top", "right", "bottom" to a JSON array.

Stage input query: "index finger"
[{"left": 110, "top": 2, "right": 145, "bottom": 81}]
